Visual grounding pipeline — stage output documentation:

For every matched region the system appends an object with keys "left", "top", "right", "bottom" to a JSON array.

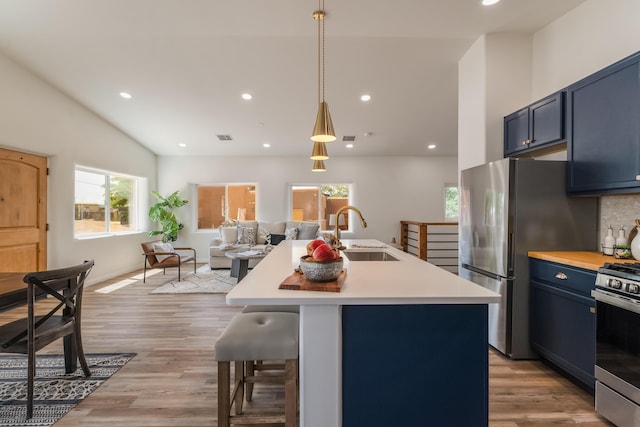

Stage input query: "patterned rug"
[
  {"left": 150, "top": 266, "right": 237, "bottom": 294},
  {"left": 0, "top": 353, "right": 135, "bottom": 427}
]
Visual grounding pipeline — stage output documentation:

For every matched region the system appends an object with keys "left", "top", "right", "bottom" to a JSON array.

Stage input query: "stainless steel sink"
[{"left": 342, "top": 250, "right": 399, "bottom": 262}]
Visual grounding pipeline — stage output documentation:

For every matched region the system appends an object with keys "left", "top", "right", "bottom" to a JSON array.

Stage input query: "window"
[
  {"left": 74, "top": 168, "right": 140, "bottom": 237},
  {"left": 444, "top": 183, "right": 459, "bottom": 220},
  {"left": 290, "top": 184, "right": 351, "bottom": 231},
  {"left": 196, "top": 184, "right": 257, "bottom": 230}
]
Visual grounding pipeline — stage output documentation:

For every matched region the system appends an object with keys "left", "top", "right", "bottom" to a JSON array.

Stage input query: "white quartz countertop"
[{"left": 226, "top": 239, "right": 500, "bottom": 306}]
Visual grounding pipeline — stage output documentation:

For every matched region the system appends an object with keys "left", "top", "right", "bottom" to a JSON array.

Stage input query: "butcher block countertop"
[{"left": 528, "top": 251, "right": 638, "bottom": 271}]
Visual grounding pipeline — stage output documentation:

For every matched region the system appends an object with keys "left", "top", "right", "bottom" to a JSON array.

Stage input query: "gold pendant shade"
[
  {"left": 312, "top": 102, "right": 335, "bottom": 142},
  {"left": 312, "top": 160, "right": 326, "bottom": 172},
  {"left": 311, "top": 141, "right": 329, "bottom": 160}
]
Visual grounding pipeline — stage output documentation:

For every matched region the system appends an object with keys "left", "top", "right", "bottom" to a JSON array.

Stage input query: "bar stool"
[
  {"left": 215, "top": 312, "right": 299, "bottom": 427},
  {"left": 240, "top": 305, "right": 300, "bottom": 400}
]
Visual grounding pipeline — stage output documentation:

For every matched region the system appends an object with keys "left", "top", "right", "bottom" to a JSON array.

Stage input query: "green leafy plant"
[{"left": 148, "top": 190, "right": 188, "bottom": 242}]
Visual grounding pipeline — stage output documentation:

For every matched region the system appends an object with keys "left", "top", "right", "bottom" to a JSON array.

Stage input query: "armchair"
[{"left": 141, "top": 241, "right": 196, "bottom": 283}]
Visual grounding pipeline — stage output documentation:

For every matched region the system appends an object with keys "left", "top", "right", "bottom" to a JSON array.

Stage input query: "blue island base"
[{"left": 342, "top": 304, "right": 489, "bottom": 427}]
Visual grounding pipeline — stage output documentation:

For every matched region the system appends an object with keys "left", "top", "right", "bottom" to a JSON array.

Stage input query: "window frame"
[
  {"left": 74, "top": 166, "right": 143, "bottom": 238},
  {"left": 444, "top": 182, "right": 459, "bottom": 221},
  {"left": 194, "top": 182, "right": 258, "bottom": 231},
  {"left": 289, "top": 183, "right": 353, "bottom": 233}
]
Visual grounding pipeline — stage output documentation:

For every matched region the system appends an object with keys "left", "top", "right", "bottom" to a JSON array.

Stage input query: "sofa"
[{"left": 209, "top": 220, "right": 321, "bottom": 269}]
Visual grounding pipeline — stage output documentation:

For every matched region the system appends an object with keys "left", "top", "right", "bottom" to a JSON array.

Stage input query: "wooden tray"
[{"left": 279, "top": 270, "right": 346, "bottom": 292}]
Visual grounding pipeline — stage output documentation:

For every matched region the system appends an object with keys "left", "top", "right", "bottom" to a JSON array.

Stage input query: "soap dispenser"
[
  {"left": 604, "top": 225, "right": 615, "bottom": 256},
  {"left": 616, "top": 225, "right": 628, "bottom": 247}
]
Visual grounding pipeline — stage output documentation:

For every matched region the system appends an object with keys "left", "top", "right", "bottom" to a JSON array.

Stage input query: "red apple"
[
  {"left": 306, "top": 239, "right": 326, "bottom": 255},
  {"left": 312, "top": 244, "right": 338, "bottom": 261}
]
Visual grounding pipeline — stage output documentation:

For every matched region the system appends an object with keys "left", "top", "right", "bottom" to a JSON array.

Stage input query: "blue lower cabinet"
[
  {"left": 342, "top": 304, "right": 489, "bottom": 427},
  {"left": 529, "top": 259, "right": 596, "bottom": 392}
]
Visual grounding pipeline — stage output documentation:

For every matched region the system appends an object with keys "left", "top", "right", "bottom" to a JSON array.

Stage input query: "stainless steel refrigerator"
[{"left": 459, "top": 158, "right": 598, "bottom": 359}]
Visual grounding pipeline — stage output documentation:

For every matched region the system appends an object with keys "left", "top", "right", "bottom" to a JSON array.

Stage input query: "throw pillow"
[
  {"left": 297, "top": 222, "right": 320, "bottom": 240},
  {"left": 285, "top": 227, "right": 298, "bottom": 240},
  {"left": 220, "top": 226, "right": 238, "bottom": 244},
  {"left": 268, "top": 234, "right": 286, "bottom": 245},
  {"left": 238, "top": 226, "right": 257, "bottom": 246},
  {"left": 152, "top": 242, "right": 175, "bottom": 262},
  {"left": 257, "top": 221, "right": 286, "bottom": 244}
]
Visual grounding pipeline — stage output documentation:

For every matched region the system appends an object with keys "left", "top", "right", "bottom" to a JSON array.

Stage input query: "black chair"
[{"left": 0, "top": 260, "right": 94, "bottom": 419}]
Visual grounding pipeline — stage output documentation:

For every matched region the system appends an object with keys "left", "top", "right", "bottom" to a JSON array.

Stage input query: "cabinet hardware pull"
[
  {"left": 590, "top": 307, "right": 596, "bottom": 314},
  {"left": 522, "top": 140, "right": 528, "bottom": 146},
  {"left": 554, "top": 272, "right": 568, "bottom": 280},
  {"left": 636, "top": 175, "right": 640, "bottom": 181}
]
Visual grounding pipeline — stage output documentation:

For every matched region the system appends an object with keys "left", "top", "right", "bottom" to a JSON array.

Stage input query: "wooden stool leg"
[
  {"left": 285, "top": 359, "right": 298, "bottom": 427},
  {"left": 234, "top": 360, "right": 245, "bottom": 415},
  {"left": 246, "top": 361, "right": 255, "bottom": 401},
  {"left": 218, "top": 361, "right": 230, "bottom": 427}
]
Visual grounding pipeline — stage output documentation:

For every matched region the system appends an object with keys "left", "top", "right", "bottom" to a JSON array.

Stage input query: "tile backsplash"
[{"left": 600, "top": 194, "right": 640, "bottom": 247}]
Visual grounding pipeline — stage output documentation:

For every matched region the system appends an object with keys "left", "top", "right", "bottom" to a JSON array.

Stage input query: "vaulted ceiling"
[{"left": 0, "top": 0, "right": 584, "bottom": 158}]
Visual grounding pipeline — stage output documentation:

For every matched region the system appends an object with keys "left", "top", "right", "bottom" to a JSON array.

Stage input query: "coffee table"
[{"left": 225, "top": 250, "right": 266, "bottom": 281}]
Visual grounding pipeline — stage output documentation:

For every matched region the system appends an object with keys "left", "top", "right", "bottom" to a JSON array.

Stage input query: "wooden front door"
[{"left": 0, "top": 148, "right": 47, "bottom": 272}]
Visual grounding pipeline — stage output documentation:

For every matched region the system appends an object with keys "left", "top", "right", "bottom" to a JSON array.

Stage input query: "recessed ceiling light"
[
  {"left": 178, "top": 143, "right": 187, "bottom": 148},
  {"left": 119, "top": 91, "right": 132, "bottom": 99},
  {"left": 360, "top": 94, "right": 371, "bottom": 102},
  {"left": 427, "top": 144, "right": 437, "bottom": 150},
  {"left": 482, "top": 0, "right": 500, "bottom": 5},
  {"left": 242, "top": 93, "right": 253, "bottom": 100},
  {"left": 263, "top": 143, "right": 271, "bottom": 148},
  {"left": 346, "top": 143, "right": 354, "bottom": 149}
]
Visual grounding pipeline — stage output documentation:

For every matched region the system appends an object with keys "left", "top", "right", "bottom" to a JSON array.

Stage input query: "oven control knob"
[
  {"left": 609, "top": 278, "right": 623, "bottom": 289},
  {"left": 629, "top": 283, "right": 640, "bottom": 294}
]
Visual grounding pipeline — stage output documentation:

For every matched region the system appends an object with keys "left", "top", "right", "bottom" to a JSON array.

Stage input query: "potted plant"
[{"left": 148, "top": 190, "right": 188, "bottom": 242}]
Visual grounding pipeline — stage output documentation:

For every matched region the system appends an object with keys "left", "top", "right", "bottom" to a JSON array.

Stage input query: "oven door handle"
[{"left": 593, "top": 289, "right": 640, "bottom": 314}]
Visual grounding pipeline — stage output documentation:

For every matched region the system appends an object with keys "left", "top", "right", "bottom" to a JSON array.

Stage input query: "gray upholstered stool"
[
  {"left": 240, "top": 305, "right": 300, "bottom": 400},
  {"left": 216, "top": 312, "right": 299, "bottom": 427},
  {"left": 242, "top": 305, "right": 300, "bottom": 314}
]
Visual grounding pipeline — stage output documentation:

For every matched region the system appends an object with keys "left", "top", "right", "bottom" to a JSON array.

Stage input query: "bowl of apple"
[{"left": 299, "top": 240, "right": 343, "bottom": 282}]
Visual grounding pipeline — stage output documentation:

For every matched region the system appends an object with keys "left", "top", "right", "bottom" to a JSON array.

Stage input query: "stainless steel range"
[{"left": 593, "top": 262, "right": 640, "bottom": 427}]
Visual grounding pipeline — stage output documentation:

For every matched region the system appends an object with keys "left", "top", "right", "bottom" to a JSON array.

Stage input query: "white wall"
[
  {"left": 458, "top": 36, "right": 487, "bottom": 171},
  {"left": 0, "top": 52, "right": 157, "bottom": 284},
  {"left": 157, "top": 155, "right": 458, "bottom": 259},
  {"left": 532, "top": 0, "right": 640, "bottom": 99},
  {"left": 458, "top": 34, "right": 532, "bottom": 171}
]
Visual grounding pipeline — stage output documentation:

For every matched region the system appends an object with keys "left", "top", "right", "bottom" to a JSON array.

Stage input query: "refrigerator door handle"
[
  {"left": 508, "top": 232, "right": 515, "bottom": 276},
  {"left": 460, "top": 263, "right": 503, "bottom": 281}
]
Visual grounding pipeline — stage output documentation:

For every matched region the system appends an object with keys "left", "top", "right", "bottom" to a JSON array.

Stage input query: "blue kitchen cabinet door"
[
  {"left": 504, "top": 92, "right": 564, "bottom": 157},
  {"left": 567, "top": 51, "right": 640, "bottom": 194},
  {"left": 529, "top": 259, "right": 596, "bottom": 392}
]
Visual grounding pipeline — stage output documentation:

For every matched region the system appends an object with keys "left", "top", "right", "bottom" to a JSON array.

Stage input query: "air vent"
[
  {"left": 342, "top": 135, "right": 356, "bottom": 142},
  {"left": 217, "top": 134, "right": 233, "bottom": 141}
]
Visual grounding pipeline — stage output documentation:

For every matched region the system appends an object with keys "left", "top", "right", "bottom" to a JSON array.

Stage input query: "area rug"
[
  {"left": 0, "top": 353, "right": 136, "bottom": 427},
  {"left": 150, "top": 266, "right": 237, "bottom": 294}
]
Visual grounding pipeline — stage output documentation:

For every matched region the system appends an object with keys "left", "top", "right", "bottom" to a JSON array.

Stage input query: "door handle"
[{"left": 555, "top": 272, "right": 568, "bottom": 280}]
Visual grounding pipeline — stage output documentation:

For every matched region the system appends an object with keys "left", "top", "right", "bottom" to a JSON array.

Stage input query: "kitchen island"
[{"left": 226, "top": 239, "right": 500, "bottom": 427}]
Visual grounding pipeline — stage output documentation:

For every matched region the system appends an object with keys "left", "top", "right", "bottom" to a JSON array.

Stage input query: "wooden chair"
[
  {"left": 0, "top": 260, "right": 94, "bottom": 419},
  {"left": 141, "top": 241, "right": 196, "bottom": 283}
]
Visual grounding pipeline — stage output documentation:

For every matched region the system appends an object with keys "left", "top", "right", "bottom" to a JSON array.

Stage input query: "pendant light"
[
  {"left": 310, "top": 140, "right": 329, "bottom": 160},
  {"left": 311, "top": 3, "right": 335, "bottom": 143},
  {"left": 312, "top": 160, "right": 326, "bottom": 172}
]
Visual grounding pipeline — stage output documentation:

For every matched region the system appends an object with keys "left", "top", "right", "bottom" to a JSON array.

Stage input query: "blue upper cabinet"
[
  {"left": 504, "top": 92, "right": 565, "bottom": 157},
  {"left": 567, "top": 52, "right": 640, "bottom": 194}
]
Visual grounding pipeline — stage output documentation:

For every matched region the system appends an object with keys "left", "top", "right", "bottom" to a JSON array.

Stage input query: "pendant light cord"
[
  {"left": 322, "top": 0, "right": 325, "bottom": 103},
  {"left": 316, "top": 0, "right": 326, "bottom": 104}
]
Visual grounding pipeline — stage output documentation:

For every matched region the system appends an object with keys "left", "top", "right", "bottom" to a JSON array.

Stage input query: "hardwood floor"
[{"left": 0, "top": 266, "right": 613, "bottom": 426}]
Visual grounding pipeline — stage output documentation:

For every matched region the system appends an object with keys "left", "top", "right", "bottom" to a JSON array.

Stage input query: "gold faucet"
[{"left": 334, "top": 205, "right": 367, "bottom": 246}]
